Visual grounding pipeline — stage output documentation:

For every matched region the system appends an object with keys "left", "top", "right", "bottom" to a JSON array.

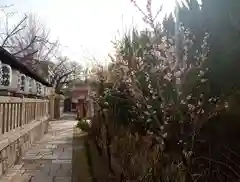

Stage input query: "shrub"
[
  {"left": 77, "top": 119, "right": 90, "bottom": 132},
  {"left": 87, "top": 1, "right": 240, "bottom": 181}
]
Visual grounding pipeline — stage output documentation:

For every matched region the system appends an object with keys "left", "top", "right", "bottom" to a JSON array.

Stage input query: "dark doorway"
[
  {"left": 71, "top": 103, "right": 76, "bottom": 111},
  {"left": 64, "top": 98, "right": 71, "bottom": 112}
]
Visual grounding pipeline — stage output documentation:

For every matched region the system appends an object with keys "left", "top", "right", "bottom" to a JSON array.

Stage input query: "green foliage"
[
  {"left": 179, "top": 0, "right": 240, "bottom": 96},
  {"left": 77, "top": 119, "right": 90, "bottom": 132}
]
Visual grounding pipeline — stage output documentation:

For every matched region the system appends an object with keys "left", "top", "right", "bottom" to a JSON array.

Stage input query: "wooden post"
[
  {"left": 21, "top": 96, "right": 25, "bottom": 126},
  {"left": 48, "top": 88, "right": 55, "bottom": 119},
  {"left": 0, "top": 104, "right": 3, "bottom": 135}
]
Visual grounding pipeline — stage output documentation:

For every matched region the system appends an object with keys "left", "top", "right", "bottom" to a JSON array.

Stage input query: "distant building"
[{"left": 64, "top": 82, "right": 94, "bottom": 118}]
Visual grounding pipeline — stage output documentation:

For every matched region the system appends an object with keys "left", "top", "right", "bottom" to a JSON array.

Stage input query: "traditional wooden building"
[{"left": 64, "top": 82, "right": 94, "bottom": 118}]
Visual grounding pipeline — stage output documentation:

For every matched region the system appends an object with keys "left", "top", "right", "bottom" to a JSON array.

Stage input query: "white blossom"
[
  {"left": 164, "top": 74, "right": 172, "bottom": 81},
  {"left": 197, "top": 100, "right": 202, "bottom": 106},
  {"left": 153, "top": 50, "right": 161, "bottom": 57},
  {"left": 163, "top": 132, "right": 168, "bottom": 138},
  {"left": 147, "top": 105, "right": 152, "bottom": 109},
  {"left": 104, "top": 102, "right": 109, "bottom": 106},
  {"left": 176, "top": 78, "right": 181, "bottom": 85},
  {"left": 201, "top": 79, "right": 207, "bottom": 83},
  {"left": 144, "top": 111, "right": 150, "bottom": 115},
  {"left": 147, "top": 118, "right": 152, "bottom": 123},
  {"left": 175, "top": 70, "right": 182, "bottom": 77},
  {"left": 157, "top": 43, "right": 165, "bottom": 50},
  {"left": 197, "top": 108, "right": 204, "bottom": 114},
  {"left": 186, "top": 95, "right": 192, "bottom": 100},
  {"left": 188, "top": 104, "right": 195, "bottom": 111},
  {"left": 199, "top": 70, "right": 205, "bottom": 76},
  {"left": 224, "top": 101, "right": 229, "bottom": 108},
  {"left": 147, "top": 130, "right": 153, "bottom": 135},
  {"left": 160, "top": 125, "right": 164, "bottom": 130},
  {"left": 181, "top": 100, "right": 186, "bottom": 104},
  {"left": 152, "top": 95, "right": 157, "bottom": 99}
]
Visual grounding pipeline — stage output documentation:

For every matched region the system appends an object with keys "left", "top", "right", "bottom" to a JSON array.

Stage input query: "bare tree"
[
  {"left": 0, "top": 6, "right": 84, "bottom": 91},
  {"left": 0, "top": 8, "right": 59, "bottom": 70},
  {"left": 48, "top": 56, "right": 83, "bottom": 92}
]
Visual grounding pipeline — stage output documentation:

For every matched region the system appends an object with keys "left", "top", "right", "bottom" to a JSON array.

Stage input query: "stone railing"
[{"left": 0, "top": 47, "right": 54, "bottom": 177}]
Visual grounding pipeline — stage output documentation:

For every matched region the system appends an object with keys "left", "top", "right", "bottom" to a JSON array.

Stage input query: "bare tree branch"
[
  {"left": 12, "top": 35, "right": 37, "bottom": 55},
  {"left": 48, "top": 56, "right": 83, "bottom": 92},
  {"left": 0, "top": 7, "right": 83, "bottom": 92},
  {"left": 1, "top": 15, "right": 27, "bottom": 46},
  {"left": 0, "top": 12, "right": 60, "bottom": 72}
]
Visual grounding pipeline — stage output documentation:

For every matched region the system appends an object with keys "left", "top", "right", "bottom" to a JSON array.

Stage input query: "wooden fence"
[{"left": 0, "top": 96, "right": 49, "bottom": 135}]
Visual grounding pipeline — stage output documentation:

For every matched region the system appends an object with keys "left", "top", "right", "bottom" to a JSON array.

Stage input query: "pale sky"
[{"left": 0, "top": 0, "right": 176, "bottom": 66}]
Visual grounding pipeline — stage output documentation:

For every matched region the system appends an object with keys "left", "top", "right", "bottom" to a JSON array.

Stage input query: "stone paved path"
[{"left": 0, "top": 114, "right": 78, "bottom": 182}]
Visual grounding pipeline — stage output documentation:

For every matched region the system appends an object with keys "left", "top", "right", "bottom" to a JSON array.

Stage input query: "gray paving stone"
[
  {"left": 54, "top": 177, "right": 71, "bottom": 182},
  {"left": 41, "top": 155, "right": 59, "bottom": 160},
  {"left": 52, "top": 160, "right": 71, "bottom": 164},
  {"left": 0, "top": 115, "right": 78, "bottom": 182}
]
